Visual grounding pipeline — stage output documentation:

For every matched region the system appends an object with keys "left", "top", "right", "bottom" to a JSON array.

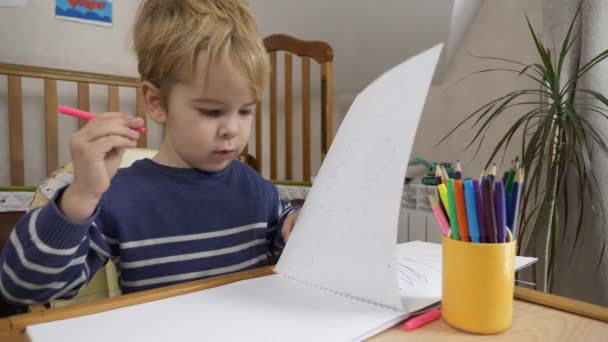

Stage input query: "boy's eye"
[
  {"left": 239, "top": 109, "right": 253, "bottom": 116},
  {"left": 198, "top": 109, "right": 222, "bottom": 117}
]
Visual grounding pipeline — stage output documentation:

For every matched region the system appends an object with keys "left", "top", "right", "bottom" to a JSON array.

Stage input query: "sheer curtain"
[{"left": 543, "top": 0, "right": 608, "bottom": 306}]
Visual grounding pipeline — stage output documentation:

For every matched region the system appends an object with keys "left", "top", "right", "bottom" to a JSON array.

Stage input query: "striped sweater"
[{"left": 0, "top": 159, "right": 297, "bottom": 305}]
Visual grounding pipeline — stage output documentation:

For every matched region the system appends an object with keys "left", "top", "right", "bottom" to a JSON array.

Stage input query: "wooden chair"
[{"left": 250, "top": 34, "right": 334, "bottom": 182}]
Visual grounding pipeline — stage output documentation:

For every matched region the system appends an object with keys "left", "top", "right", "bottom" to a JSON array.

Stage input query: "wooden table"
[{"left": 1, "top": 266, "right": 607, "bottom": 341}]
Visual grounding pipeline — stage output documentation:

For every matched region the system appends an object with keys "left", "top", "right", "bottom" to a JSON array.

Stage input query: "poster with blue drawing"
[{"left": 56, "top": 0, "right": 112, "bottom": 27}]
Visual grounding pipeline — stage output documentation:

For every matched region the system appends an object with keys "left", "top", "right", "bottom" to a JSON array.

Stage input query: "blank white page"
[
  {"left": 276, "top": 45, "right": 443, "bottom": 310},
  {"left": 27, "top": 275, "right": 407, "bottom": 342}
]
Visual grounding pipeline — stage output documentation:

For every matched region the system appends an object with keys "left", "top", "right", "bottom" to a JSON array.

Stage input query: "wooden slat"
[
  {"left": 514, "top": 286, "right": 608, "bottom": 322},
  {"left": 264, "top": 34, "right": 334, "bottom": 64},
  {"left": 0, "top": 62, "right": 139, "bottom": 88},
  {"left": 77, "top": 82, "right": 90, "bottom": 128},
  {"left": 7, "top": 76, "right": 24, "bottom": 186},
  {"left": 135, "top": 88, "right": 148, "bottom": 148},
  {"left": 7, "top": 266, "right": 275, "bottom": 332},
  {"left": 321, "top": 62, "right": 334, "bottom": 157},
  {"left": 284, "top": 53, "right": 293, "bottom": 179},
  {"left": 44, "top": 79, "right": 59, "bottom": 175},
  {"left": 255, "top": 101, "right": 262, "bottom": 173},
  {"left": 107, "top": 85, "right": 119, "bottom": 112},
  {"left": 269, "top": 51, "right": 277, "bottom": 179},
  {"left": 301, "top": 57, "right": 311, "bottom": 182}
]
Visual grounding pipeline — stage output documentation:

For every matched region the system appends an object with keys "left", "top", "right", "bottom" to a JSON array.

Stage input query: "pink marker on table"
[
  {"left": 57, "top": 105, "right": 147, "bottom": 133},
  {"left": 403, "top": 308, "right": 441, "bottom": 331}
]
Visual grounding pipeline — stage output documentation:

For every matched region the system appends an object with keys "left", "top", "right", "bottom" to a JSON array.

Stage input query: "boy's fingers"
[
  {"left": 128, "top": 117, "right": 145, "bottom": 129},
  {"left": 92, "top": 135, "right": 138, "bottom": 155},
  {"left": 281, "top": 212, "right": 299, "bottom": 241},
  {"left": 83, "top": 117, "right": 141, "bottom": 142},
  {"left": 99, "top": 113, "right": 144, "bottom": 128}
]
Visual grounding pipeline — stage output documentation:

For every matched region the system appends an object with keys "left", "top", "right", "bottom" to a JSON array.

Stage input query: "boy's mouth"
[{"left": 213, "top": 149, "right": 236, "bottom": 159}]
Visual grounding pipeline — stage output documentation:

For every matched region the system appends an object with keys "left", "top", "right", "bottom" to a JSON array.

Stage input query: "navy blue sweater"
[{"left": 0, "top": 159, "right": 296, "bottom": 304}]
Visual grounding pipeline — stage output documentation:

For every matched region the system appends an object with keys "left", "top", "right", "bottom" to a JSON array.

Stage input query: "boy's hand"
[
  {"left": 60, "top": 113, "right": 144, "bottom": 222},
  {"left": 281, "top": 209, "right": 300, "bottom": 241}
]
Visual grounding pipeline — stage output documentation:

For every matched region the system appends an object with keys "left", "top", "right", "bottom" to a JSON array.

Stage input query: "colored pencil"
[
  {"left": 440, "top": 165, "right": 449, "bottom": 185},
  {"left": 464, "top": 179, "right": 480, "bottom": 242},
  {"left": 489, "top": 163, "right": 497, "bottom": 184},
  {"left": 437, "top": 183, "right": 450, "bottom": 223},
  {"left": 511, "top": 168, "right": 525, "bottom": 240},
  {"left": 483, "top": 177, "right": 497, "bottom": 243},
  {"left": 473, "top": 179, "right": 487, "bottom": 243},
  {"left": 454, "top": 160, "right": 462, "bottom": 180},
  {"left": 447, "top": 179, "right": 460, "bottom": 240},
  {"left": 479, "top": 168, "right": 486, "bottom": 183},
  {"left": 454, "top": 179, "right": 470, "bottom": 242},
  {"left": 429, "top": 195, "right": 451, "bottom": 237},
  {"left": 494, "top": 180, "right": 507, "bottom": 243},
  {"left": 505, "top": 169, "right": 516, "bottom": 194},
  {"left": 434, "top": 166, "right": 442, "bottom": 185},
  {"left": 507, "top": 181, "right": 518, "bottom": 231}
]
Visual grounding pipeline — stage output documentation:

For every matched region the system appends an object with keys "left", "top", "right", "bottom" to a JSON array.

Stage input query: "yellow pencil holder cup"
[{"left": 442, "top": 232, "right": 516, "bottom": 334}]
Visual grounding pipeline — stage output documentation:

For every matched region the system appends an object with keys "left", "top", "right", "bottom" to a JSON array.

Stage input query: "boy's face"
[{"left": 160, "top": 55, "right": 256, "bottom": 172}]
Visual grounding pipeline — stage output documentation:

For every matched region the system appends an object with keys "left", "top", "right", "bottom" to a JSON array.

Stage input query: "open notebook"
[{"left": 27, "top": 45, "right": 536, "bottom": 341}]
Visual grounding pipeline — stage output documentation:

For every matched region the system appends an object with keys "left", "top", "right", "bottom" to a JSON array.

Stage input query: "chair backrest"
[
  {"left": 0, "top": 63, "right": 149, "bottom": 186},
  {"left": 252, "top": 34, "right": 334, "bottom": 182}
]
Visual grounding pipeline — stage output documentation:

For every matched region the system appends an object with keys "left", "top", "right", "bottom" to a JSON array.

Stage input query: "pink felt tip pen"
[
  {"left": 403, "top": 308, "right": 441, "bottom": 331},
  {"left": 57, "top": 105, "right": 147, "bottom": 133}
]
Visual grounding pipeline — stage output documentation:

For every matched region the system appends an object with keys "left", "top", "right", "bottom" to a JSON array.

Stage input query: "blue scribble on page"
[
  {"left": 397, "top": 257, "right": 441, "bottom": 291},
  {"left": 396, "top": 242, "right": 443, "bottom": 313}
]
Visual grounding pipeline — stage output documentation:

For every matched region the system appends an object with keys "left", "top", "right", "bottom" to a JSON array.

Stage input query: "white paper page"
[
  {"left": 27, "top": 275, "right": 408, "bottom": 342},
  {"left": 276, "top": 45, "right": 443, "bottom": 310},
  {"left": 396, "top": 241, "right": 538, "bottom": 313}
]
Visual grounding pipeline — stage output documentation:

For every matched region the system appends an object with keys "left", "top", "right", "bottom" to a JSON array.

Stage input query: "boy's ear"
[{"left": 141, "top": 81, "right": 167, "bottom": 124}]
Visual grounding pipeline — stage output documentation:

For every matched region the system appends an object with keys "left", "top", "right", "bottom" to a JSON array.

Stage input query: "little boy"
[{"left": 0, "top": 0, "right": 299, "bottom": 305}]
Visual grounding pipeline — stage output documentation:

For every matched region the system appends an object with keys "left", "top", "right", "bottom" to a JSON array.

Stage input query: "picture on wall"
[{"left": 55, "top": 0, "right": 112, "bottom": 27}]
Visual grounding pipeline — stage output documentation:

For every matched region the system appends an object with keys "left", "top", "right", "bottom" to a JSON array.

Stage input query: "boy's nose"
[{"left": 219, "top": 113, "right": 240, "bottom": 138}]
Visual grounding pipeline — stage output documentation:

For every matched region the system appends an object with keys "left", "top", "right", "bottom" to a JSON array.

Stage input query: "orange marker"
[{"left": 454, "top": 179, "right": 470, "bottom": 241}]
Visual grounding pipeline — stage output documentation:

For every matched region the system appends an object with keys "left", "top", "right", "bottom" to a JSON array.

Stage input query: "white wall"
[{"left": 0, "top": 1, "right": 138, "bottom": 75}]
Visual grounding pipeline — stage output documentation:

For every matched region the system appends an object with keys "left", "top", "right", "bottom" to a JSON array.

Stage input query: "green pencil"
[
  {"left": 447, "top": 178, "right": 460, "bottom": 240},
  {"left": 505, "top": 169, "right": 516, "bottom": 194}
]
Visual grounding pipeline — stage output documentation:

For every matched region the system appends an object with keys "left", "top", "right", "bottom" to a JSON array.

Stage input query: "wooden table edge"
[
  {"left": 514, "top": 286, "right": 608, "bottom": 323},
  {"left": 1, "top": 266, "right": 276, "bottom": 333},
  {"left": 1, "top": 267, "right": 606, "bottom": 335}
]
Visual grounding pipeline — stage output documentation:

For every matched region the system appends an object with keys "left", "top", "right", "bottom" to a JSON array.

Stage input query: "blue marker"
[{"left": 464, "top": 179, "right": 480, "bottom": 243}]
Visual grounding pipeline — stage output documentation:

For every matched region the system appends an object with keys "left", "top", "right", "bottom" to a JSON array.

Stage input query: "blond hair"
[{"left": 133, "top": 0, "right": 268, "bottom": 103}]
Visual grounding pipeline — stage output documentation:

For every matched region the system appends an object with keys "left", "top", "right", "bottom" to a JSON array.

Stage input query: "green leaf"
[
  {"left": 526, "top": 14, "right": 557, "bottom": 86},
  {"left": 561, "top": 49, "right": 608, "bottom": 97},
  {"left": 556, "top": 2, "right": 582, "bottom": 80},
  {"left": 575, "top": 89, "right": 608, "bottom": 107}
]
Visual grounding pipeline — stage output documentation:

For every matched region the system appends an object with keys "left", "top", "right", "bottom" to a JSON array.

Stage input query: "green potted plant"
[{"left": 439, "top": 3, "right": 608, "bottom": 291}]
